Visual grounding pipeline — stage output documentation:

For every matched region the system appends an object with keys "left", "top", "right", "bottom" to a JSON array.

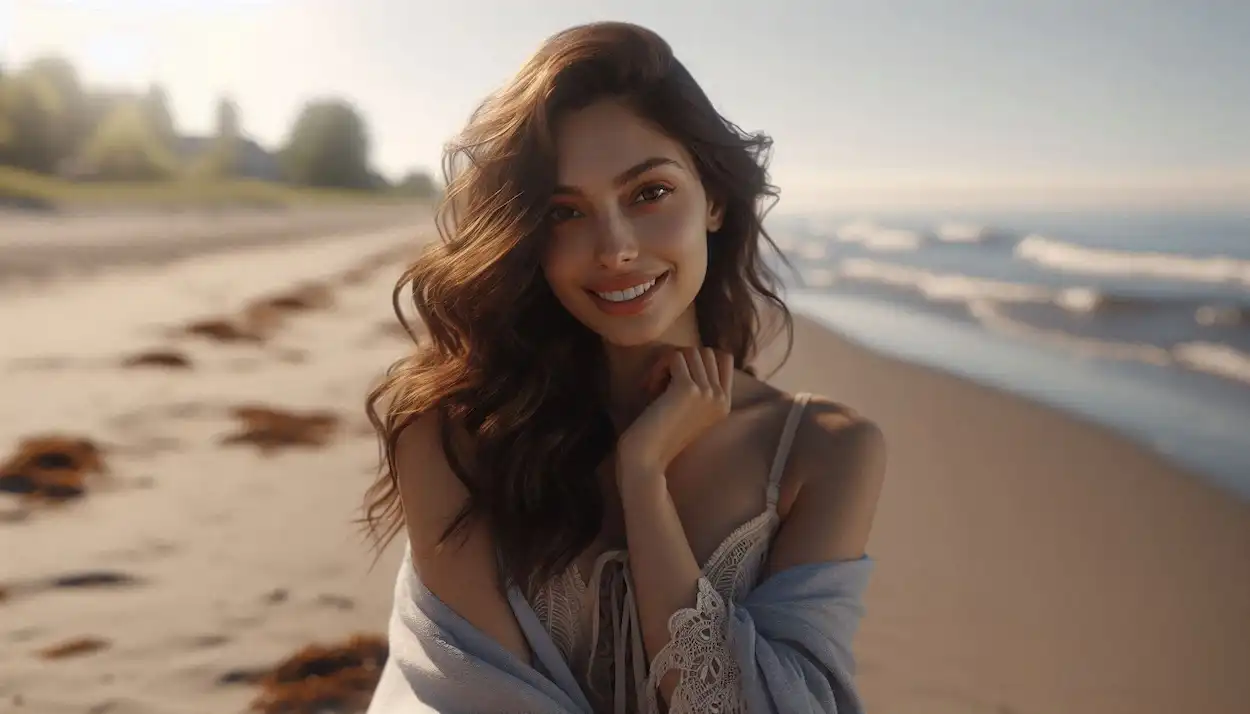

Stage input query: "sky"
[{"left": 3, "top": 0, "right": 1249, "bottom": 212}]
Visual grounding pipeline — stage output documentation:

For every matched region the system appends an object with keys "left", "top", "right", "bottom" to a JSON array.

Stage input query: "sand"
[
  {"left": 761, "top": 317, "right": 1250, "bottom": 714},
  {"left": 0, "top": 205, "right": 428, "bottom": 286},
  {"left": 1, "top": 221, "right": 1247, "bottom": 714},
  {"left": 0, "top": 222, "right": 417, "bottom": 714}
]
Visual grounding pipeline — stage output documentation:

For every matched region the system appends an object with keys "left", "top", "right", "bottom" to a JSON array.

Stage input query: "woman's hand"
[{"left": 617, "top": 347, "right": 734, "bottom": 480}]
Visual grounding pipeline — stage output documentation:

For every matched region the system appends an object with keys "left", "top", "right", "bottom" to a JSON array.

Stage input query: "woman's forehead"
[{"left": 553, "top": 100, "right": 692, "bottom": 190}]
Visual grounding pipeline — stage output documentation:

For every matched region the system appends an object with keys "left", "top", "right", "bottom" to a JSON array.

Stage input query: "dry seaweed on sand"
[
  {"left": 183, "top": 283, "right": 335, "bottom": 344},
  {"left": 121, "top": 349, "right": 193, "bottom": 369},
  {"left": 37, "top": 636, "right": 111, "bottom": 660},
  {"left": 247, "top": 634, "right": 388, "bottom": 714},
  {"left": 185, "top": 315, "right": 271, "bottom": 343},
  {"left": 0, "top": 435, "right": 106, "bottom": 502},
  {"left": 254, "top": 283, "right": 335, "bottom": 313},
  {"left": 219, "top": 405, "right": 340, "bottom": 454}
]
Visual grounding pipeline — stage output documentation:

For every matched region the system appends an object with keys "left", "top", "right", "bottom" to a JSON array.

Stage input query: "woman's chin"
[
  {"left": 582, "top": 303, "right": 697, "bottom": 349},
  {"left": 586, "top": 314, "right": 673, "bottom": 348}
]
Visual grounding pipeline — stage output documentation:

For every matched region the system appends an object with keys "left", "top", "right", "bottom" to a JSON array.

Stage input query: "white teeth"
[{"left": 595, "top": 277, "right": 658, "bottom": 303}]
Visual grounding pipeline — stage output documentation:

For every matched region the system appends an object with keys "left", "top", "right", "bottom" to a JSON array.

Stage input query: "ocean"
[{"left": 767, "top": 208, "right": 1250, "bottom": 501}]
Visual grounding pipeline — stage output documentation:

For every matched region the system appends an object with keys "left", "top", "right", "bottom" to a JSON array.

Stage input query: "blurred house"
[{"left": 174, "top": 135, "right": 284, "bottom": 182}]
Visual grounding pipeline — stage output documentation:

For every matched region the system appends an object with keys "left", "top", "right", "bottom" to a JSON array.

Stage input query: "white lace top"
[{"left": 529, "top": 393, "right": 812, "bottom": 714}]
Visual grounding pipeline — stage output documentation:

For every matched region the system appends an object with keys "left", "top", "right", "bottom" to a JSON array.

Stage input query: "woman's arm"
[
  {"left": 395, "top": 413, "right": 533, "bottom": 665},
  {"left": 622, "top": 394, "right": 886, "bottom": 711},
  {"left": 765, "top": 401, "right": 886, "bottom": 575},
  {"left": 617, "top": 458, "right": 705, "bottom": 700}
]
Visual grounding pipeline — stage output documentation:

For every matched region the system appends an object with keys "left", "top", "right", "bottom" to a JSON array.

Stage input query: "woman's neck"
[{"left": 602, "top": 307, "right": 699, "bottom": 425}]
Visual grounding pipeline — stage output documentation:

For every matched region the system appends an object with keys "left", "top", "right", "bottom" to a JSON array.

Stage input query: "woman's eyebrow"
[{"left": 553, "top": 156, "right": 681, "bottom": 196}]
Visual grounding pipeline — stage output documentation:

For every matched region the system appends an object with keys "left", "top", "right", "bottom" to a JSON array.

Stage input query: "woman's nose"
[{"left": 594, "top": 213, "right": 639, "bottom": 268}]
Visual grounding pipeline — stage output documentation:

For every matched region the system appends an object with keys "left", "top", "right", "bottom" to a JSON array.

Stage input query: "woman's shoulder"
[
  {"left": 764, "top": 387, "right": 885, "bottom": 515},
  {"left": 735, "top": 374, "right": 880, "bottom": 447},
  {"left": 763, "top": 389, "right": 886, "bottom": 567},
  {"left": 794, "top": 393, "right": 882, "bottom": 449}
]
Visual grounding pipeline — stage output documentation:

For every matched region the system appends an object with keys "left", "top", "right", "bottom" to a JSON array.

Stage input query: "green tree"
[
  {"left": 78, "top": 99, "right": 179, "bottom": 180},
  {"left": 396, "top": 170, "right": 437, "bottom": 198},
  {"left": 0, "top": 71, "right": 64, "bottom": 172},
  {"left": 0, "top": 64, "right": 13, "bottom": 149},
  {"left": 280, "top": 99, "right": 372, "bottom": 189},
  {"left": 20, "top": 57, "right": 88, "bottom": 170}
]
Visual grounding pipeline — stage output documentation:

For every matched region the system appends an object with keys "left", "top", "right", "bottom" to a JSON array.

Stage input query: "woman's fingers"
[
  {"left": 645, "top": 351, "right": 673, "bottom": 396},
  {"left": 716, "top": 350, "right": 734, "bottom": 395},
  {"left": 699, "top": 348, "right": 721, "bottom": 394},
  {"left": 668, "top": 348, "right": 694, "bottom": 386},
  {"left": 681, "top": 347, "right": 711, "bottom": 391}
]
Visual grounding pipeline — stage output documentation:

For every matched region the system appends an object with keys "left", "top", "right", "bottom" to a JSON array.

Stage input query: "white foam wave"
[
  {"left": 835, "top": 259, "right": 1212, "bottom": 319},
  {"left": 833, "top": 221, "right": 923, "bottom": 252},
  {"left": 1016, "top": 234, "right": 1250, "bottom": 289},
  {"left": 970, "top": 302, "right": 1250, "bottom": 387},
  {"left": 1195, "top": 305, "right": 1249, "bottom": 327},
  {"left": 839, "top": 258, "right": 1053, "bottom": 304},
  {"left": 1172, "top": 342, "right": 1250, "bottom": 385},
  {"left": 968, "top": 300, "right": 1174, "bottom": 365},
  {"left": 934, "top": 222, "right": 992, "bottom": 243}
]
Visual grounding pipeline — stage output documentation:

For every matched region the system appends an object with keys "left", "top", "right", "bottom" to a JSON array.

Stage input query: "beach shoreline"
[
  {"left": 1, "top": 226, "right": 1247, "bottom": 714},
  {"left": 787, "top": 291, "right": 1250, "bottom": 502},
  {"left": 764, "top": 312, "right": 1250, "bottom": 714}
]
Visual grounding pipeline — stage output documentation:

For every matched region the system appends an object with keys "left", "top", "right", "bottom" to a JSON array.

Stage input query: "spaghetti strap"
[{"left": 765, "top": 392, "right": 811, "bottom": 510}]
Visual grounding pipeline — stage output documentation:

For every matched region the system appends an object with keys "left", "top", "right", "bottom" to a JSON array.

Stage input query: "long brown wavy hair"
[{"left": 363, "top": 21, "right": 793, "bottom": 592}]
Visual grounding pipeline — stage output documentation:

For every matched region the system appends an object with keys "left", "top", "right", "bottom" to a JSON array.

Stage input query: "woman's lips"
[{"left": 586, "top": 270, "right": 669, "bottom": 316}]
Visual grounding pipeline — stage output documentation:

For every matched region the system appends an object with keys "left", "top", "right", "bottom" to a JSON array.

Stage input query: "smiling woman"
[
  {"left": 364, "top": 20, "right": 884, "bottom": 714},
  {"left": 543, "top": 113, "right": 721, "bottom": 344}
]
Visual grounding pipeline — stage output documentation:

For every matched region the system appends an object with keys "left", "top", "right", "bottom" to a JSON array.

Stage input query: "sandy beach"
[
  {"left": 0, "top": 205, "right": 428, "bottom": 286},
  {"left": 2, "top": 220, "right": 1248, "bottom": 714}
]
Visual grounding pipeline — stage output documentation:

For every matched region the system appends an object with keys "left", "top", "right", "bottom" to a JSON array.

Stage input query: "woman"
[{"left": 364, "top": 21, "right": 886, "bottom": 714}]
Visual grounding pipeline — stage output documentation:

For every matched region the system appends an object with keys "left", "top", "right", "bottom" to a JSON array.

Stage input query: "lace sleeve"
[{"left": 643, "top": 577, "right": 743, "bottom": 714}]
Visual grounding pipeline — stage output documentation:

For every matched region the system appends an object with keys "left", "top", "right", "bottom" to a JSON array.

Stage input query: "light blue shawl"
[{"left": 367, "top": 544, "right": 874, "bottom": 713}]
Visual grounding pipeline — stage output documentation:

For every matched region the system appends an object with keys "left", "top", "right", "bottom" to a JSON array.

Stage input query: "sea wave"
[
  {"left": 967, "top": 299, "right": 1174, "bottom": 365},
  {"left": 1015, "top": 234, "right": 1250, "bottom": 289},
  {"left": 934, "top": 222, "right": 1000, "bottom": 244},
  {"left": 1173, "top": 342, "right": 1250, "bottom": 385},
  {"left": 831, "top": 258, "right": 1249, "bottom": 328},
  {"left": 837, "top": 258, "right": 1051, "bottom": 303},
  {"left": 831, "top": 221, "right": 924, "bottom": 252},
  {"left": 969, "top": 300, "right": 1250, "bottom": 387}
]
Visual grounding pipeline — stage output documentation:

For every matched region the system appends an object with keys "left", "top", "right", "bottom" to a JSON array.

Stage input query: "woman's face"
[{"left": 541, "top": 99, "right": 723, "bottom": 348}]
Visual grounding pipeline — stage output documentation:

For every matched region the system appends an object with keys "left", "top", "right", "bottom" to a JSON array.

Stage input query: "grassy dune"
[{"left": 0, "top": 167, "right": 427, "bottom": 210}]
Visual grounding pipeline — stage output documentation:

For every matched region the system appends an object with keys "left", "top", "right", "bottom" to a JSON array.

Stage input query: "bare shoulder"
[
  {"left": 790, "top": 395, "right": 886, "bottom": 492},
  {"left": 393, "top": 411, "right": 468, "bottom": 553},
  {"left": 766, "top": 394, "right": 887, "bottom": 572},
  {"left": 393, "top": 411, "right": 532, "bottom": 662}
]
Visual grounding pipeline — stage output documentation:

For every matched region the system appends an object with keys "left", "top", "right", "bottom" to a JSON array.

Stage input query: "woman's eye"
[
  {"left": 634, "top": 184, "right": 672, "bottom": 204},
  {"left": 548, "top": 205, "right": 582, "bottom": 223}
]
